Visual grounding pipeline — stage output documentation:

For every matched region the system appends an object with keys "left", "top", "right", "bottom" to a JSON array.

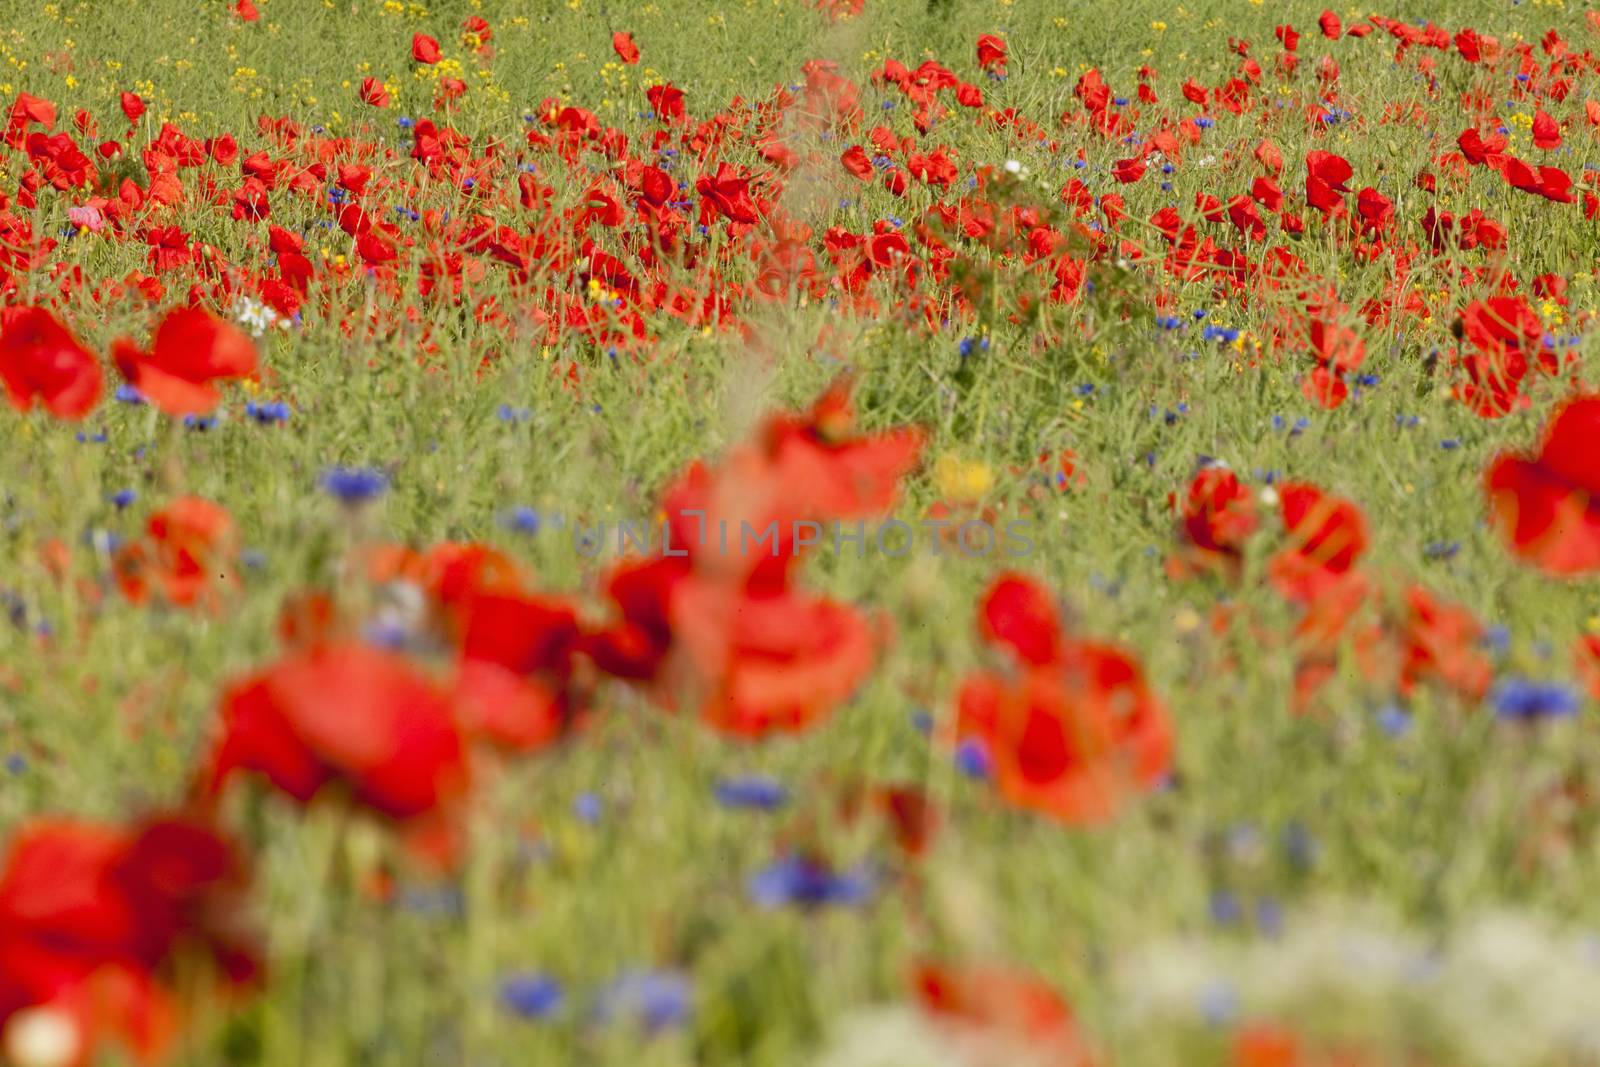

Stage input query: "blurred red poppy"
[
  {"left": 1268, "top": 483, "right": 1369, "bottom": 603},
  {"left": 1486, "top": 395, "right": 1600, "bottom": 575},
  {"left": 113, "top": 497, "right": 238, "bottom": 609},
  {"left": 0, "top": 815, "right": 258, "bottom": 1067},
  {"left": 957, "top": 574, "right": 1172, "bottom": 824},
  {"left": 0, "top": 306, "right": 101, "bottom": 419},
  {"left": 112, "top": 307, "right": 258, "bottom": 416},
  {"left": 612, "top": 31, "right": 640, "bottom": 65},
  {"left": 205, "top": 643, "right": 469, "bottom": 824}
]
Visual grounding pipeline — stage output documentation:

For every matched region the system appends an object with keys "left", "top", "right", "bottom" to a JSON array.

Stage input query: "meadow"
[{"left": 2, "top": 0, "right": 1600, "bottom": 1064}]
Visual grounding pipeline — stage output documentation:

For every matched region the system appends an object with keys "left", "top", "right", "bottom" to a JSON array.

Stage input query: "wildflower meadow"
[{"left": 4, "top": 0, "right": 1600, "bottom": 1064}]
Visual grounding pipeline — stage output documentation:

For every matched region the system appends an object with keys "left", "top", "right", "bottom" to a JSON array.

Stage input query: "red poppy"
[
  {"left": 0, "top": 815, "right": 258, "bottom": 1067},
  {"left": 1532, "top": 107, "right": 1562, "bottom": 150},
  {"left": 1268, "top": 483, "right": 1369, "bottom": 603},
  {"left": 645, "top": 83, "right": 685, "bottom": 123},
  {"left": 411, "top": 33, "right": 442, "bottom": 64},
  {"left": 119, "top": 91, "right": 145, "bottom": 124},
  {"left": 671, "top": 580, "right": 875, "bottom": 738},
  {"left": 0, "top": 306, "right": 102, "bottom": 419},
  {"left": 1486, "top": 395, "right": 1600, "bottom": 575},
  {"left": 112, "top": 497, "right": 238, "bottom": 609},
  {"left": 913, "top": 961, "right": 1094, "bottom": 1065},
  {"left": 112, "top": 307, "right": 258, "bottom": 416},
  {"left": 358, "top": 77, "right": 390, "bottom": 108},
  {"left": 1304, "top": 151, "right": 1352, "bottom": 216},
  {"left": 1452, "top": 296, "right": 1543, "bottom": 418},
  {"left": 1111, "top": 156, "right": 1146, "bottom": 184},
  {"left": 1178, "top": 467, "right": 1258, "bottom": 563},
  {"left": 25, "top": 132, "right": 94, "bottom": 189},
  {"left": 1397, "top": 585, "right": 1492, "bottom": 701},
  {"left": 588, "top": 383, "right": 922, "bottom": 738},
  {"left": 450, "top": 589, "right": 585, "bottom": 752},
  {"left": 840, "top": 145, "right": 873, "bottom": 180},
  {"left": 611, "top": 31, "right": 640, "bottom": 65},
  {"left": 956, "top": 574, "right": 1173, "bottom": 824},
  {"left": 1575, "top": 635, "right": 1600, "bottom": 702},
  {"left": 695, "top": 162, "right": 760, "bottom": 225},
  {"left": 205, "top": 643, "right": 469, "bottom": 824},
  {"left": 975, "top": 34, "right": 1008, "bottom": 75}
]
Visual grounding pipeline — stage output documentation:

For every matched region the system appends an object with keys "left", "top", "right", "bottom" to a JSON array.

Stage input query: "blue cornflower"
[
  {"left": 245, "top": 400, "right": 291, "bottom": 424},
  {"left": 955, "top": 738, "right": 991, "bottom": 779},
  {"left": 714, "top": 776, "right": 788, "bottom": 810},
  {"left": 109, "top": 489, "right": 137, "bottom": 510},
  {"left": 501, "top": 507, "right": 543, "bottom": 534},
  {"left": 747, "top": 855, "right": 874, "bottom": 909},
  {"left": 114, "top": 384, "right": 145, "bottom": 405},
  {"left": 1376, "top": 704, "right": 1412, "bottom": 737},
  {"left": 573, "top": 793, "right": 603, "bottom": 823},
  {"left": 500, "top": 974, "right": 564, "bottom": 1020},
  {"left": 594, "top": 970, "right": 693, "bottom": 1033},
  {"left": 320, "top": 467, "right": 389, "bottom": 503},
  {"left": 1209, "top": 890, "right": 1242, "bottom": 925},
  {"left": 1493, "top": 679, "right": 1579, "bottom": 721}
]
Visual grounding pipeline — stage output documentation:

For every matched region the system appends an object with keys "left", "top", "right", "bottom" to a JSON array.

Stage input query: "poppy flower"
[
  {"left": 1397, "top": 585, "right": 1492, "bottom": 701},
  {"left": 1178, "top": 467, "right": 1258, "bottom": 565},
  {"left": 204, "top": 642, "right": 470, "bottom": 825},
  {"left": 644, "top": 83, "right": 685, "bottom": 123},
  {"left": 411, "top": 33, "right": 442, "bottom": 64},
  {"left": 1111, "top": 156, "right": 1146, "bottom": 184},
  {"left": 450, "top": 589, "right": 585, "bottom": 752},
  {"left": 112, "top": 496, "right": 238, "bottom": 609},
  {"left": 913, "top": 962, "right": 1094, "bottom": 1066},
  {"left": 0, "top": 306, "right": 102, "bottom": 419},
  {"left": 1267, "top": 483, "right": 1369, "bottom": 603},
  {"left": 0, "top": 815, "right": 258, "bottom": 1067},
  {"left": 358, "top": 77, "right": 390, "bottom": 108},
  {"left": 1486, "top": 395, "right": 1600, "bottom": 575},
  {"left": 956, "top": 574, "right": 1172, "bottom": 824},
  {"left": 1452, "top": 296, "right": 1545, "bottom": 418},
  {"left": 695, "top": 162, "right": 760, "bottom": 225},
  {"left": 1304, "top": 151, "right": 1352, "bottom": 216},
  {"left": 112, "top": 307, "right": 258, "bottom": 416},
  {"left": 118, "top": 91, "right": 145, "bottom": 124},
  {"left": 611, "top": 31, "right": 640, "bottom": 65},
  {"left": 670, "top": 580, "right": 876, "bottom": 738},
  {"left": 588, "top": 383, "right": 921, "bottom": 738},
  {"left": 975, "top": 34, "right": 1007, "bottom": 76},
  {"left": 1532, "top": 108, "right": 1562, "bottom": 150}
]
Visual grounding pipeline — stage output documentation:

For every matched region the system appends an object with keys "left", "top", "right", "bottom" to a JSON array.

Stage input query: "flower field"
[{"left": 3, "top": 0, "right": 1600, "bottom": 1063}]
